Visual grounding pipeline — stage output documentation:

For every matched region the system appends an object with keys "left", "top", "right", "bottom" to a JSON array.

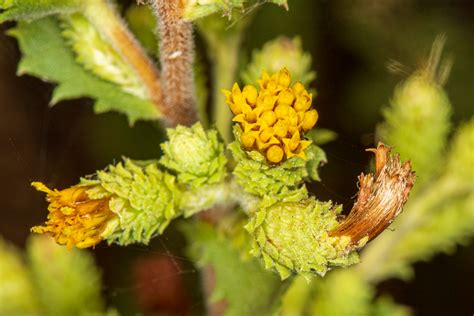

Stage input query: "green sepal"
[
  {"left": 160, "top": 122, "right": 227, "bottom": 188},
  {"left": 182, "top": 0, "right": 288, "bottom": 21},
  {"left": 10, "top": 17, "right": 159, "bottom": 124},
  {"left": 0, "top": 0, "right": 80, "bottom": 23},
  {"left": 305, "top": 144, "right": 327, "bottom": 181},
  {"left": 247, "top": 195, "right": 359, "bottom": 279},
  {"left": 85, "top": 159, "right": 181, "bottom": 245},
  {"left": 306, "top": 128, "right": 338, "bottom": 145}
]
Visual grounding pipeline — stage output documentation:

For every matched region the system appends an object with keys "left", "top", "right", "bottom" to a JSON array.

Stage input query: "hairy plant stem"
[
  {"left": 154, "top": 0, "right": 198, "bottom": 126},
  {"left": 357, "top": 174, "right": 464, "bottom": 283},
  {"left": 82, "top": 0, "right": 163, "bottom": 113}
]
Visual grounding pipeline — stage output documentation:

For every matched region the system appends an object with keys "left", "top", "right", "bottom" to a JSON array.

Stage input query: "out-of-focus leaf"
[
  {"left": 308, "top": 270, "right": 411, "bottom": 316},
  {"left": 280, "top": 275, "right": 313, "bottom": 316},
  {"left": 0, "top": 0, "right": 80, "bottom": 22},
  {"left": 383, "top": 192, "right": 474, "bottom": 280},
  {"left": 10, "top": 17, "right": 160, "bottom": 124},
  {"left": 0, "top": 237, "right": 39, "bottom": 316},
  {"left": 27, "top": 235, "right": 105, "bottom": 316},
  {"left": 181, "top": 221, "right": 283, "bottom": 316}
]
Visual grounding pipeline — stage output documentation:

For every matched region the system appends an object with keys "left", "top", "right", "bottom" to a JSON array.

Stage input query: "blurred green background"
[{"left": 0, "top": 0, "right": 472, "bottom": 315}]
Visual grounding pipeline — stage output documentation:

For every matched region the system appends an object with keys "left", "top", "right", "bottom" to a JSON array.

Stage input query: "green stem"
[
  {"left": 197, "top": 15, "right": 250, "bottom": 142},
  {"left": 211, "top": 40, "right": 241, "bottom": 142}
]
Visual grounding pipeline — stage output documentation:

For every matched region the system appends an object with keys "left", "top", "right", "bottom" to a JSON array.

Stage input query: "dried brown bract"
[{"left": 331, "top": 143, "right": 416, "bottom": 244}]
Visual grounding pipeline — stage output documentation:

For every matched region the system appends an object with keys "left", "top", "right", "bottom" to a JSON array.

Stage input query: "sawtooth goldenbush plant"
[{"left": 0, "top": 1, "right": 473, "bottom": 315}]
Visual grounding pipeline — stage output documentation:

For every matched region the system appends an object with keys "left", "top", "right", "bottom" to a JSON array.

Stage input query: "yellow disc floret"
[
  {"left": 31, "top": 182, "right": 115, "bottom": 249},
  {"left": 223, "top": 68, "right": 317, "bottom": 163}
]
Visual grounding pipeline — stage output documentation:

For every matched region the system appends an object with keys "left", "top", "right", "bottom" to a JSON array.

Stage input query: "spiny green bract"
[
  {"left": 241, "top": 36, "right": 316, "bottom": 86},
  {"left": 85, "top": 159, "right": 181, "bottom": 245},
  {"left": 229, "top": 138, "right": 307, "bottom": 198},
  {"left": 160, "top": 122, "right": 227, "bottom": 188},
  {"left": 60, "top": 13, "right": 148, "bottom": 99},
  {"left": 246, "top": 192, "right": 359, "bottom": 280}
]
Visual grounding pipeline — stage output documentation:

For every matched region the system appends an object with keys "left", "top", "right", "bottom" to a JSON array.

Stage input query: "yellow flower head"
[
  {"left": 223, "top": 68, "right": 318, "bottom": 163},
  {"left": 31, "top": 182, "right": 115, "bottom": 249}
]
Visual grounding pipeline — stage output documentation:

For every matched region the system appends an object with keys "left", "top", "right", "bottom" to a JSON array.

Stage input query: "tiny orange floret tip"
[
  {"left": 31, "top": 182, "right": 115, "bottom": 250},
  {"left": 222, "top": 68, "right": 318, "bottom": 163}
]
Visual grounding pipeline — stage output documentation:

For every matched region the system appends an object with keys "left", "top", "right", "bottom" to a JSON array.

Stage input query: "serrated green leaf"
[
  {"left": 181, "top": 221, "right": 284, "bottom": 316},
  {"left": 11, "top": 17, "right": 159, "bottom": 124},
  {"left": 27, "top": 235, "right": 105, "bottom": 316},
  {"left": 0, "top": 0, "right": 80, "bottom": 22}
]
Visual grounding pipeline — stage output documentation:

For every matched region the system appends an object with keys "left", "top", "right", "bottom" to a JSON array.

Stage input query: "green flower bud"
[
  {"left": 246, "top": 193, "right": 359, "bottom": 280},
  {"left": 241, "top": 37, "right": 316, "bottom": 86},
  {"left": 87, "top": 159, "right": 181, "bottom": 245},
  {"left": 182, "top": 0, "right": 288, "bottom": 21},
  {"left": 60, "top": 13, "right": 148, "bottom": 99},
  {"left": 160, "top": 122, "right": 227, "bottom": 188},
  {"left": 229, "top": 126, "right": 308, "bottom": 197},
  {"left": 379, "top": 39, "right": 452, "bottom": 188}
]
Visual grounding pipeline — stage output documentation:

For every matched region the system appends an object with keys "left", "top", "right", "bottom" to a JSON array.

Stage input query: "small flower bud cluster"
[{"left": 223, "top": 68, "right": 318, "bottom": 164}]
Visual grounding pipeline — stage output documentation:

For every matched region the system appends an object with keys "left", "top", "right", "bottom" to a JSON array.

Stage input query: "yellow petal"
[
  {"left": 292, "top": 82, "right": 305, "bottom": 95},
  {"left": 278, "top": 68, "right": 291, "bottom": 88},
  {"left": 274, "top": 104, "right": 291, "bottom": 120},
  {"left": 243, "top": 85, "right": 258, "bottom": 106},
  {"left": 274, "top": 119, "right": 288, "bottom": 138},
  {"left": 277, "top": 88, "right": 295, "bottom": 106},
  {"left": 241, "top": 131, "right": 257, "bottom": 148},
  {"left": 266, "top": 145, "right": 284, "bottom": 163},
  {"left": 260, "top": 110, "right": 277, "bottom": 127},
  {"left": 302, "top": 109, "right": 318, "bottom": 131}
]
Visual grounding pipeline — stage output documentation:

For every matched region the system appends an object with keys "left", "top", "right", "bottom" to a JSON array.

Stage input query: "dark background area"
[{"left": 0, "top": 0, "right": 473, "bottom": 315}]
